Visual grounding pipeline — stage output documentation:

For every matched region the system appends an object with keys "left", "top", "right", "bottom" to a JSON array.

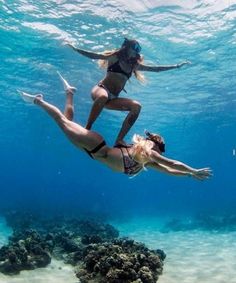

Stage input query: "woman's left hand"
[{"left": 191, "top": 167, "right": 213, "bottom": 180}]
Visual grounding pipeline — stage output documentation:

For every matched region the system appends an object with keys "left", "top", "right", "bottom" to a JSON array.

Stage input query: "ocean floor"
[
  {"left": 0, "top": 217, "right": 76, "bottom": 283},
  {"left": 1, "top": 216, "right": 236, "bottom": 283},
  {"left": 114, "top": 217, "right": 236, "bottom": 283},
  {"left": 0, "top": 259, "right": 76, "bottom": 283}
]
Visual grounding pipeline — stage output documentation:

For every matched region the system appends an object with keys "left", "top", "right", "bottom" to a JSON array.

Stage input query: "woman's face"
[
  {"left": 126, "top": 46, "right": 138, "bottom": 58},
  {"left": 124, "top": 41, "right": 141, "bottom": 59}
]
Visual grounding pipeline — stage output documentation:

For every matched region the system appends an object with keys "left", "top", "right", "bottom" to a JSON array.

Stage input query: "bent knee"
[
  {"left": 66, "top": 105, "right": 74, "bottom": 113},
  {"left": 92, "top": 87, "right": 109, "bottom": 102},
  {"left": 131, "top": 100, "right": 142, "bottom": 113}
]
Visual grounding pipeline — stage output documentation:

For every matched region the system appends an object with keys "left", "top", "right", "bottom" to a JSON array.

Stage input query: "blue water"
[{"left": 1, "top": 0, "right": 236, "bottom": 220}]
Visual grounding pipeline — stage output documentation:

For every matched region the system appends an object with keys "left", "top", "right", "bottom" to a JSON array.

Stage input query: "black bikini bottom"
[{"left": 84, "top": 140, "right": 106, "bottom": 159}]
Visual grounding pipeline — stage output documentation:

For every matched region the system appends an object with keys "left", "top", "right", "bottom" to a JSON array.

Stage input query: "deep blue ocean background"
[{"left": 1, "top": 0, "right": 236, "bottom": 221}]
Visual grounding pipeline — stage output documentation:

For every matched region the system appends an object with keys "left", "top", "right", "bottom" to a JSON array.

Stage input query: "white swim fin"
[
  {"left": 57, "top": 71, "right": 77, "bottom": 94},
  {"left": 17, "top": 90, "right": 43, "bottom": 103}
]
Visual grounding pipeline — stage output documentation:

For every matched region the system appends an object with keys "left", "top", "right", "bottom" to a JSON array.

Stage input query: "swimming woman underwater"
[
  {"left": 18, "top": 73, "right": 211, "bottom": 180},
  {"left": 66, "top": 38, "right": 190, "bottom": 148}
]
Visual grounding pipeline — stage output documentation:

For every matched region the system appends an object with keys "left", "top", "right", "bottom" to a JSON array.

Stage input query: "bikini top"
[
  {"left": 120, "top": 147, "right": 143, "bottom": 176},
  {"left": 107, "top": 60, "right": 133, "bottom": 79}
]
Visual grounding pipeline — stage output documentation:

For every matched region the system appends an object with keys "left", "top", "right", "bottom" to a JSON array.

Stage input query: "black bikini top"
[{"left": 107, "top": 60, "right": 133, "bottom": 79}]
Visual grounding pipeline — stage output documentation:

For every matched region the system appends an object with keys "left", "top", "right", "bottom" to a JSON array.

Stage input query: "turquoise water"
[{"left": 1, "top": 0, "right": 236, "bottom": 219}]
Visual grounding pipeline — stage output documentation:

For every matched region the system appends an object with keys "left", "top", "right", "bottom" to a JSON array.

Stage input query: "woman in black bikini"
[
  {"left": 66, "top": 38, "right": 190, "bottom": 147},
  {"left": 18, "top": 74, "right": 211, "bottom": 180}
]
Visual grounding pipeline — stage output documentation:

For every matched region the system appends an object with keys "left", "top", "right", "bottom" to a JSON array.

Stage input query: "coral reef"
[
  {"left": 0, "top": 230, "right": 51, "bottom": 275},
  {"left": 0, "top": 211, "right": 165, "bottom": 282},
  {"left": 76, "top": 238, "right": 165, "bottom": 283}
]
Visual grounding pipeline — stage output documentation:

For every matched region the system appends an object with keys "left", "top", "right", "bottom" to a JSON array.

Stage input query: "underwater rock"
[
  {"left": 75, "top": 238, "right": 164, "bottom": 283},
  {"left": 4, "top": 211, "right": 119, "bottom": 242},
  {"left": 56, "top": 236, "right": 80, "bottom": 253},
  {"left": 63, "top": 249, "right": 84, "bottom": 266},
  {"left": 81, "top": 234, "right": 103, "bottom": 245},
  {"left": 155, "top": 249, "right": 166, "bottom": 261},
  {"left": 1, "top": 211, "right": 165, "bottom": 282},
  {"left": 0, "top": 230, "right": 51, "bottom": 275},
  {"left": 76, "top": 220, "right": 119, "bottom": 241}
]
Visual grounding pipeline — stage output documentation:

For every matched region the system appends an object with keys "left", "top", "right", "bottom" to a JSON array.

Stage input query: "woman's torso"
[
  {"left": 94, "top": 146, "right": 124, "bottom": 172},
  {"left": 94, "top": 145, "right": 143, "bottom": 176},
  {"left": 100, "top": 55, "right": 135, "bottom": 96}
]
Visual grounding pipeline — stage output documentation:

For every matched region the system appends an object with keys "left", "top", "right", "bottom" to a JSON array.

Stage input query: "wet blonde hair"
[
  {"left": 98, "top": 48, "right": 145, "bottom": 83},
  {"left": 131, "top": 134, "right": 153, "bottom": 164}
]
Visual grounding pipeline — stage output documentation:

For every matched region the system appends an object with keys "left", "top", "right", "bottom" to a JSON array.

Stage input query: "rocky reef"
[
  {"left": 0, "top": 229, "right": 51, "bottom": 275},
  {"left": 0, "top": 211, "right": 165, "bottom": 282},
  {"left": 75, "top": 239, "right": 165, "bottom": 283}
]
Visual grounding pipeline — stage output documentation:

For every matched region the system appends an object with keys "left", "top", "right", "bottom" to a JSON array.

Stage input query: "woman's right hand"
[{"left": 191, "top": 168, "right": 213, "bottom": 180}]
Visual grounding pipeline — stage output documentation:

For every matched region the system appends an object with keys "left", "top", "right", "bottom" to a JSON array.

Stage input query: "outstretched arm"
[
  {"left": 149, "top": 150, "right": 212, "bottom": 180},
  {"left": 148, "top": 162, "right": 191, "bottom": 177},
  {"left": 147, "top": 162, "right": 211, "bottom": 180},
  {"left": 137, "top": 61, "right": 191, "bottom": 72},
  {"left": 66, "top": 43, "right": 109, "bottom": 60}
]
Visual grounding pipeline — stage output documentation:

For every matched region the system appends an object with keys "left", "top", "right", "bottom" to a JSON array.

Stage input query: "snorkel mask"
[
  {"left": 145, "top": 130, "right": 166, "bottom": 153},
  {"left": 122, "top": 38, "right": 142, "bottom": 54}
]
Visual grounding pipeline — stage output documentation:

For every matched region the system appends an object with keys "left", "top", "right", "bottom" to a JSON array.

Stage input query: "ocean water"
[
  {"left": 0, "top": 0, "right": 236, "bottom": 282},
  {"left": 1, "top": 0, "right": 236, "bottom": 217}
]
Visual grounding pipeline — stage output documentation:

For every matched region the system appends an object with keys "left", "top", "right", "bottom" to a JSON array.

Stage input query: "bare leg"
[
  {"left": 32, "top": 96, "right": 79, "bottom": 145},
  {"left": 105, "top": 98, "right": 141, "bottom": 146},
  {"left": 85, "top": 86, "right": 109, "bottom": 130},
  {"left": 19, "top": 91, "right": 107, "bottom": 156},
  {"left": 34, "top": 97, "right": 104, "bottom": 150},
  {"left": 64, "top": 91, "right": 74, "bottom": 121},
  {"left": 57, "top": 72, "right": 76, "bottom": 121},
  {"left": 34, "top": 97, "right": 72, "bottom": 133},
  {"left": 115, "top": 109, "right": 140, "bottom": 145}
]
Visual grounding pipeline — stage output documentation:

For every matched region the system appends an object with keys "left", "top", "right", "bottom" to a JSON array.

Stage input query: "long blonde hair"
[
  {"left": 131, "top": 134, "right": 153, "bottom": 164},
  {"left": 98, "top": 47, "right": 145, "bottom": 83}
]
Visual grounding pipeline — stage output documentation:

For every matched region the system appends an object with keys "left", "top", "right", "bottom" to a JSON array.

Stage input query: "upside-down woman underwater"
[{"left": 18, "top": 73, "right": 212, "bottom": 180}]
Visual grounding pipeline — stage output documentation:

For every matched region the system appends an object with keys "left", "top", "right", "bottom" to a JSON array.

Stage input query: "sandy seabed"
[
  {"left": 115, "top": 217, "right": 236, "bottom": 283},
  {"left": 0, "top": 259, "right": 76, "bottom": 283},
  {"left": 1, "top": 216, "right": 236, "bottom": 283}
]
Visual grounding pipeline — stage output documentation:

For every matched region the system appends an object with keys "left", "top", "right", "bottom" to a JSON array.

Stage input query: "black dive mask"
[
  {"left": 122, "top": 38, "right": 142, "bottom": 54},
  {"left": 145, "top": 130, "right": 165, "bottom": 153},
  {"left": 158, "top": 143, "right": 165, "bottom": 153}
]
